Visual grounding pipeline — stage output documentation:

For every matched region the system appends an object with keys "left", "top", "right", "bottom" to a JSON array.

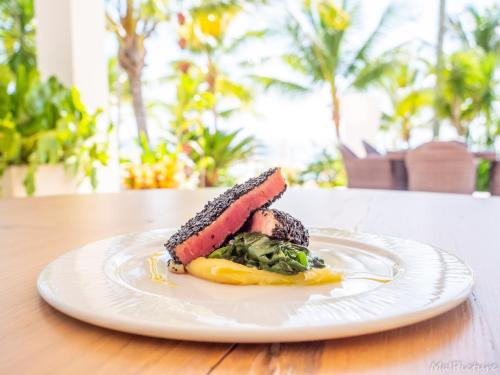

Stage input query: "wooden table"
[{"left": 1, "top": 189, "right": 499, "bottom": 374}]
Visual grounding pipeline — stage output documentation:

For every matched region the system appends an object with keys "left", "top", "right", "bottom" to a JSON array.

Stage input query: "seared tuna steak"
[
  {"left": 247, "top": 209, "right": 309, "bottom": 247},
  {"left": 165, "top": 168, "right": 287, "bottom": 264}
]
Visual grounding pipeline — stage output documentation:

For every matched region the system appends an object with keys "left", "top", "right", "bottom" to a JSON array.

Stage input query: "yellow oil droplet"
[{"left": 148, "top": 252, "right": 177, "bottom": 286}]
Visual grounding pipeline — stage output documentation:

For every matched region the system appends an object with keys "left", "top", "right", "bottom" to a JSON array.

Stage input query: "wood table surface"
[{"left": 1, "top": 188, "right": 499, "bottom": 374}]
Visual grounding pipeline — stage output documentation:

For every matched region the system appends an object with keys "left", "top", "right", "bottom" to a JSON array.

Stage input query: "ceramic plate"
[{"left": 37, "top": 228, "right": 473, "bottom": 343}]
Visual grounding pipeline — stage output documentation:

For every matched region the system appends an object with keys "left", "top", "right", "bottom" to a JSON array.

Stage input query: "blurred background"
[{"left": 0, "top": 0, "right": 499, "bottom": 197}]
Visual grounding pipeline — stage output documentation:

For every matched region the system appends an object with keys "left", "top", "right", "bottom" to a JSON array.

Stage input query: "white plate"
[{"left": 37, "top": 228, "right": 473, "bottom": 343}]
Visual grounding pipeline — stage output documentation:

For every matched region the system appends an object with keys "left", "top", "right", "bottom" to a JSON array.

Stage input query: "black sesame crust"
[
  {"left": 164, "top": 168, "right": 286, "bottom": 262},
  {"left": 267, "top": 209, "right": 309, "bottom": 247}
]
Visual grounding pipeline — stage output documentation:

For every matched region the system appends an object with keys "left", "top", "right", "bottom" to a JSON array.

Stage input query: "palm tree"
[
  {"left": 176, "top": 2, "right": 256, "bottom": 130},
  {"left": 258, "top": 0, "right": 397, "bottom": 139},
  {"left": 362, "top": 53, "right": 433, "bottom": 145},
  {"left": 106, "top": 0, "right": 170, "bottom": 144},
  {"left": 449, "top": 5, "right": 500, "bottom": 54},
  {"left": 437, "top": 50, "right": 497, "bottom": 141},
  {"left": 172, "top": 2, "right": 261, "bottom": 186},
  {"left": 433, "top": 0, "right": 446, "bottom": 139},
  {"left": 444, "top": 5, "right": 499, "bottom": 144}
]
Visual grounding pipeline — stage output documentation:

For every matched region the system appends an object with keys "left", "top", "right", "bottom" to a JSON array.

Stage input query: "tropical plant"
[
  {"left": 436, "top": 49, "right": 497, "bottom": 142},
  {"left": 106, "top": 0, "right": 170, "bottom": 143},
  {"left": 258, "top": 0, "right": 397, "bottom": 139},
  {"left": 447, "top": 5, "right": 500, "bottom": 145},
  {"left": 188, "top": 126, "right": 257, "bottom": 187},
  {"left": 0, "top": 66, "right": 110, "bottom": 195},
  {"left": 167, "top": 62, "right": 213, "bottom": 148},
  {"left": 476, "top": 159, "right": 492, "bottom": 192},
  {"left": 122, "top": 133, "right": 183, "bottom": 189},
  {"left": 176, "top": 2, "right": 256, "bottom": 129},
  {"left": 298, "top": 149, "right": 346, "bottom": 187},
  {"left": 360, "top": 53, "right": 433, "bottom": 145},
  {"left": 169, "top": 3, "right": 261, "bottom": 187},
  {"left": 449, "top": 5, "right": 500, "bottom": 55},
  {"left": 0, "top": 0, "right": 36, "bottom": 72}
]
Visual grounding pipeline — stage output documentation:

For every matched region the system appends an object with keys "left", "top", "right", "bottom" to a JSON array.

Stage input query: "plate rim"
[{"left": 37, "top": 228, "right": 474, "bottom": 343}]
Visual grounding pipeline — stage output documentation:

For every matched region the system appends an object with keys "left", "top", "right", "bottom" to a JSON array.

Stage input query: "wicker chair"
[
  {"left": 339, "top": 144, "right": 406, "bottom": 190},
  {"left": 405, "top": 142, "right": 476, "bottom": 194},
  {"left": 362, "top": 140, "right": 381, "bottom": 156}
]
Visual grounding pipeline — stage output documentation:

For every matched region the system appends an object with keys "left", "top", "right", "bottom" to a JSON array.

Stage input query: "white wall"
[
  {"left": 35, "top": 0, "right": 108, "bottom": 111},
  {"left": 34, "top": 0, "right": 119, "bottom": 193}
]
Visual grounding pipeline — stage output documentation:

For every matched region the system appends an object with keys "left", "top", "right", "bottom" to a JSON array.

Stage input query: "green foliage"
[
  {"left": 178, "top": 2, "right": 242, "bottom": 54},
  {"left": 436, "top": 49, "right": 497, "bottom": 140},
  {"left": 476, "top": 159, "right": 491, "bottom": 192},
  {"left": 443, "top": 5, "right": 500, "bottom": 145},
  {"left": 0, "top": 0, "right": 36, "bottom": 71},
  {"left": 0, "top": 67, "right": 110, "bottom": 195},
  {"left": 135, "top": 131, "right": 179, "bottom": 166},
  {"left": 188, "top": 126, "right": 257, "bottom": 187},
  {"left": 449, "top": 5, "right": 500, "bottom": 55},
  {"left": 176, "top": 3, "right": 257, "bottom": 123},
  {"left": 164, "top": 63, "right": 257, "bottom": 189},
  {"left": 169, "top": 11, "right": 259, "bottom": 188},
  {"left": 209, "top": 232, "right": 325, "bottom": 275},
  {"left": 362, "top": 52, "right": 433, "bottom": 143},
  {"left": 297, "top": 149, "right": 346, "bottom": 187}
]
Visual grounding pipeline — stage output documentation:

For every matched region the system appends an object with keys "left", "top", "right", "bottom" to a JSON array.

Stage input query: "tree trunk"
[
  {"left": 332, "top": 92, "right": 341, "bottom": 140},
  {"left": 118, "top": 29, "right": 149, "bottom": 143},
  {"left": 206, "top": 53, "right": 218, "bottom": 131},
  {"left": 433, "top": 0, "right": 446, "bottom": 139},
  {"left": 205, "top": 170, "right": 218, "bottom": 188},
  {"left": 115, "top": 69, "right": 123, "bottom": 150},
  {"left": 451, "top": 100, "right": 465, "bottom": 137},
  {"left": 402, "top": 119, "right": 411, "bottom": 144},
  {"left": 128, "top": 69, "right": 149, "bottom": 141}
]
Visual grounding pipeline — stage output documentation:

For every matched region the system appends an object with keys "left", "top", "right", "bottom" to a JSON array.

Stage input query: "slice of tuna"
[
  {"left": 165, "top": 168, "right": 287, "bottom": 264},
  {"left": 247, "top": 209, "right": 309, "bottom": 247}
]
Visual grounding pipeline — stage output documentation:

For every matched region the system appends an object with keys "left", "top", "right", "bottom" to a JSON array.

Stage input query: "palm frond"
[
  {"left": 343, "top": 2, "right": 397, "bottom": 77},
  {"left": 448, "top": 16, "right": 473, "bottom": 49},
  {"left": 351, "top": 59, "right": 394, "bottom": 90},
  {"left": 223, "top": 29, "right": 269, "bottom": 53},
  {"left": 249, "top": 75, "right": 311, "bottom": 97}
]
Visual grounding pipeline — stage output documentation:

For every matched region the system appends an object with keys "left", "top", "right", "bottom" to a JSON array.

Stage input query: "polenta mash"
[{"left": 187, "top": 258, "right": 342, "bottom": 285}]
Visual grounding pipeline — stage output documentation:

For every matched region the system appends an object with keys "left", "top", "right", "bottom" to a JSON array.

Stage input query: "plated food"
[
  {"left": 37, "top": 216, "right": 474, "bottom": 342},
  {"left": 162, "top": 167, "right": 342, "bottom": 285}
]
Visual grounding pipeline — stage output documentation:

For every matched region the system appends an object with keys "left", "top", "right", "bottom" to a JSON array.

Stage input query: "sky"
[{"left": 108, "top": 0, "right": 498, "bottom": 173}]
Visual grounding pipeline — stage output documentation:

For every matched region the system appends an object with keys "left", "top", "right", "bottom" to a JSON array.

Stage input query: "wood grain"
[{"left": 1, "top": 189, "right": 499, "bottom": 374}]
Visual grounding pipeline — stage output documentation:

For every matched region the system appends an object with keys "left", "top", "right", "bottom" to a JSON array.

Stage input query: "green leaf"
[
  {"left": 36, "top": 132, "right": 61, "bottom": 164},
  {"left": 296, "top": 251, "right": 309, "bottom": 267},
  {"left": 208, "top": 233, "right": 324, "bottom": 275},
  {"left": 23, "top": 163, "right": 36, "bottom": 196},
  {"left": 0, "top": 66, "right": 109, "bottom": 192}
]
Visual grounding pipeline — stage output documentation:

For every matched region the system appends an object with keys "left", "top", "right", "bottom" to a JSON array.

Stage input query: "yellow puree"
[{"left": 186, "top": 258, "right": 342, "bottom": 285}]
